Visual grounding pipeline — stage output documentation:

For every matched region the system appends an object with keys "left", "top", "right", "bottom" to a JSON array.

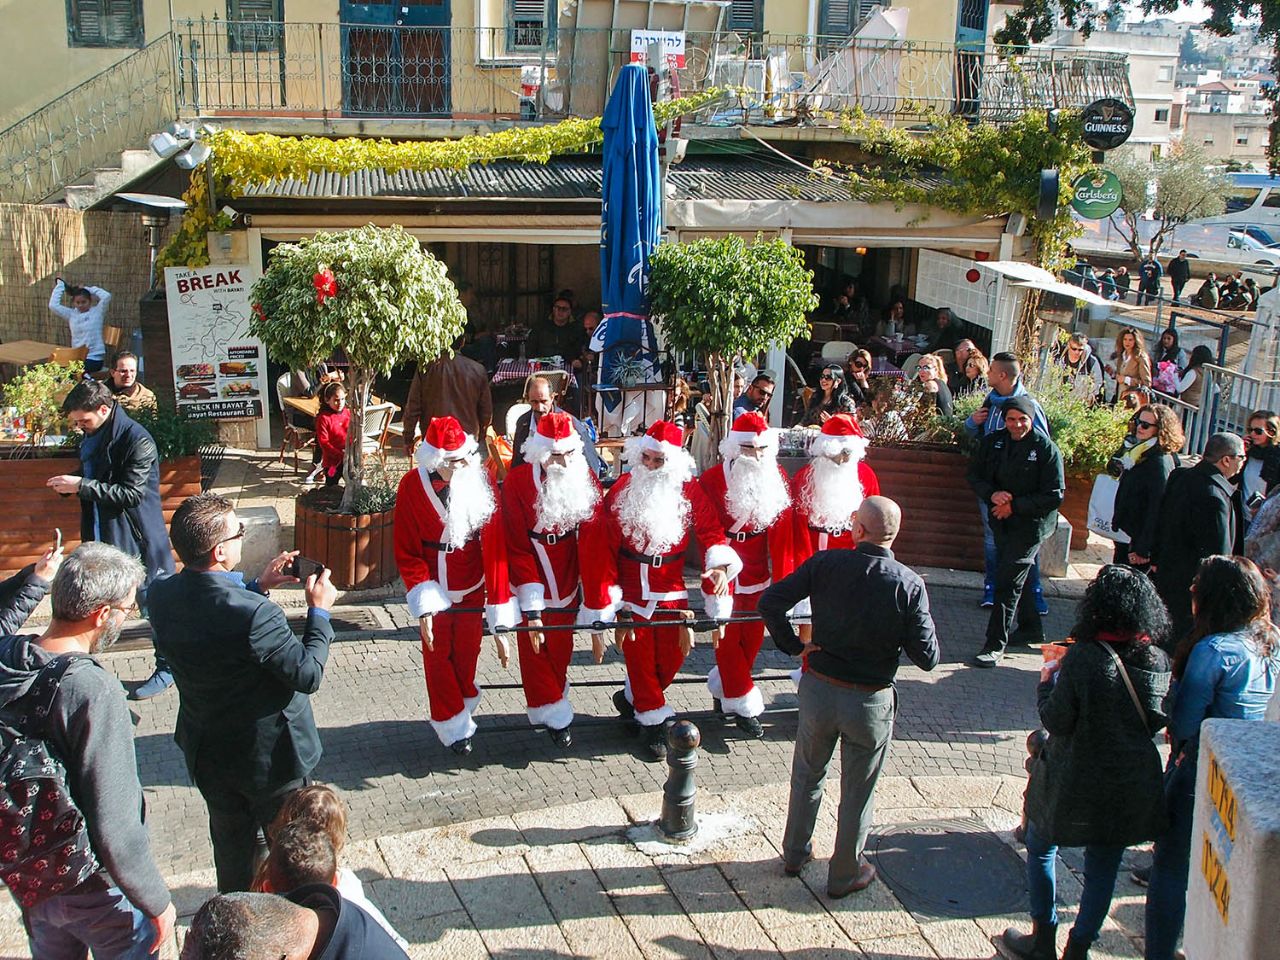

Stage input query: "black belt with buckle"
[
  {"left": 621, "top": 547, "right": 683, "bottom": 568},
  {"left": 808, "top": 525, "right": 845, "bottom": 537},
  {"left": 730, "top": 528, "right": 766, "bottom": 542},
  {"left": 422, "top": 539, "right": 457, "bottom": 553},
  {"left": 531, "top": 529, "right": 576, "bottom": 546}
]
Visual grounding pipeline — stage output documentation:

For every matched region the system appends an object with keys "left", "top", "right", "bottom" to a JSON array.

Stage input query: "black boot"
[
  {"left": 995, "top": 920, "right": 1057, "bottom": 960},
  {"left": 642, "top": 723, "right": 667, "bottom": 762},
  {"left": 1060, "top": 934, "right": 1089, "bottom": 960}
]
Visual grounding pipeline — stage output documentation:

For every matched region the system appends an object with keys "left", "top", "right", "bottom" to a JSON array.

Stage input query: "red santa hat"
[
  {"left": 415, "top": 415, "right": 478, "bottom": 472},
  {"left": 719, "top": 410, "right": 778, "bottom": 461},
  {"left": 521, "top": 410, "right": 583, "bottom": 462},
  {"left": 622, "top": 420, "right": 695, "bottom": 478},
  {"left": 809, "top": 413, "right": 870, "bottom": 461}
]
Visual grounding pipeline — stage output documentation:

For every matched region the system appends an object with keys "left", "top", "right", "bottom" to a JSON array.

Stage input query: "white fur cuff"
[
  {"left": 429, "top": 708, "right": 477, "bottom": 747},
  {"left": 578, "top": 585, "right": 623, "bottom": 627},
  {"left": 720, "top": 685, "right": 764, "bottom": 719},
  {"left": 788, "top": 598, "right": 812, "bottom": 621},
  {"left": 703, "top": 542, "right": 743, "bottom": 581},
  {"left": 407, "top": 580, "right": 452, "bottom": 619},
  {"left": 634, "top": 703, "right": 676, "bottom": 727},
  {"left": 516, "top": 582, "right": 547, "bottom": 614},
  {"left": 702, "top": 592, "right": 734, "bottom": 622},
  {"left": 486, "top": 598, "right": 520, "bottom": 634},
  {"left": 527, "top": 693, "right": 574, "bottom": 731}
]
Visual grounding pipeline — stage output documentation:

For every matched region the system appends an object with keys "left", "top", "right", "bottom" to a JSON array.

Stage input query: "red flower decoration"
[
  {"left": 313, "top": 268, "right": 338, "bottom": 305},
  {"left": 252, "top": 302, "right": 267, "bottom": 321}
]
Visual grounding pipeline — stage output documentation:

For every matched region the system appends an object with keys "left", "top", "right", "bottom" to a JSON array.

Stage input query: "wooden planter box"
[
  {"left": 865, "top": 445, "right": 984, "bottom": 572},
  {"left": 1059, "top": 474, "right": 1093, "bottom": 552},
  {"left": 294, "top": 488, "right": 397, "bottom": 590},
  {"left": 0, "top": 453, "right": 202, "bottom": 576}
]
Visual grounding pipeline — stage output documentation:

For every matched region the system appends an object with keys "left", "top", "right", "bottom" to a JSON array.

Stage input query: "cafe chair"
[
  {"left": 810, "top": 321, "right": 840, "bottom": 343},
  {"left": 50, "top": 345, "right": 89, "bottom": 365},
  {"left": 820, "top": 340, "right": 855, "bottom": 364},
  {"left": 102, "top": 325, "right": 124, "bottom": 353},
  {"left": 934, "top": 348, "right": 955, "bottom": 370},
  {"left": 505, "top": 402, "right": 531, "bottom": 441},
  {"left": 360, "top": 402, "right": 395, "bottom": 469},
  {"left": 900, "top": 353, "right": 923, "bottom": 379},
  {"left": 275, "top": 372, "right": 315, "bottom": 475}
]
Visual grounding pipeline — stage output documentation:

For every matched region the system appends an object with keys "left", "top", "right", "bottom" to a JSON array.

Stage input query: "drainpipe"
[{"left": 806, "top": 0, "right": 819, "bottom": 70}]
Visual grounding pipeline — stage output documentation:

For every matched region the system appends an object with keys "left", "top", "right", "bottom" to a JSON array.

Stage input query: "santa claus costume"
[
  {"left": 792, "top": 414, "right": 881, "bottom": 562},
  {"left": 697, "top": 412, "right": 797, "bottom": 738},
  {"left": 394, "top": 416, "right": 519, "bottom": 755},
  {"left": 581, "top": 420, "right": 741, "bottom": 760},
  {"left": 501, "top": 411, "right": 604, "bottom": 747}
]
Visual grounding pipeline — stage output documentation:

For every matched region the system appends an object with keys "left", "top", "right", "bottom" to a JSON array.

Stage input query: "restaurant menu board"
[{"left": 164, "top": 265, "right": 269, "bottom": 421}]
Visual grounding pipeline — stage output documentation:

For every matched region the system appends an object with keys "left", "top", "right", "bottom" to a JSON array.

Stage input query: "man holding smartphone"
[{"left": 148, "top": 493, "right": 337, "bottom": 893}]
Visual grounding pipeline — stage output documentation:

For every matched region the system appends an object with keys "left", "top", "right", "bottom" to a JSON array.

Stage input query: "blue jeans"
[
  {"left": 24, "top": 881, "right": 156, "bottom": 959},
  {"left": 980, "top": 498, "right": 1042, "bottom": 593},
  {"left": 1025, "top": 822, "right": 1126, "bottom": 944},
  {"left": 1145, "top": 751, "right": 1197, "bottom": 960}
]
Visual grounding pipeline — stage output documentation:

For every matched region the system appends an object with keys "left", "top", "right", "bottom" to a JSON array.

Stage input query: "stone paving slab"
[{"left": 141, "top": 776, "right": 1149, "bottom": 960}]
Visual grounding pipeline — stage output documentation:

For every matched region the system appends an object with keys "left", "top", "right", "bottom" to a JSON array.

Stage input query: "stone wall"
[{"left": 0, "top": 202, "right": 175, "bottom": 346}]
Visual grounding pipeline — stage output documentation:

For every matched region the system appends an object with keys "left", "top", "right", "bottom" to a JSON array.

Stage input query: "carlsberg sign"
[{"left": 1070, "top": 171, "right": 1123, "bottom": 219}]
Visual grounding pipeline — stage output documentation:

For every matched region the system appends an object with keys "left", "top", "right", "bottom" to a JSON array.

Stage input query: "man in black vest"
[
  {"left": 967, "top": 395, "right": 1064, "bottom": 667},
  {"left": 148, "top": 493, "right": 337, "bottom": 892}
]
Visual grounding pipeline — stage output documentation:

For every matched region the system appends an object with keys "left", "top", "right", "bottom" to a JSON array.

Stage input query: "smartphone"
[
  {"left": 287, "top": 555, "right": 325, "bottom": 582},
  {"left": 54, "top": 528, "right": 62, "bottom": 552}
]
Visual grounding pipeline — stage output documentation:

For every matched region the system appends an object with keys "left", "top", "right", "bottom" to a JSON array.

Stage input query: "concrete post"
[
  {"left": 658, "top": 720, "right": 701, "bottom": 842},
  {"left": 1184, "top": 719, "right": 1280, "bottom": 960}
]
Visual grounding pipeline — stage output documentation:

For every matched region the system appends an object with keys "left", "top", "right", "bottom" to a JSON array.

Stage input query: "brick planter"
[
  {"left": 294, "top": 487, "right": 397, "bottom": 590},
  {"left": 0, "top": 452, "right": 201, "bottom": 576},
  {"left": 864, "top": 445, "right": 984, "bottom": 572}
]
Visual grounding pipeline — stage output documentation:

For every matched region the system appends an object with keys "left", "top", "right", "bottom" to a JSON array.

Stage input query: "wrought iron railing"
[
  {"left": 0, "top": 36, "right": 177, "bottom": 204},
  {"left": 172, "top": 20, "right": 1133, "bottom": 126},
  {"left": 1194, "top": 364, "right": 1280, "bottom": 455}
]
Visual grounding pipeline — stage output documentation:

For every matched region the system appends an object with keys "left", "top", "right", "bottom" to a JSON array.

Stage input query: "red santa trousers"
[
  {"left": 708, "top": 591, "right": 766, "bottom": 718},
  {"left": 421, "top": 588, "right": 484, "bottom": 745},
  {"left": 622, "top": 600, "right": 688, "bottom": 726},
  {"left": 516, "top": 606, "right": 577, "bottom": 730}
]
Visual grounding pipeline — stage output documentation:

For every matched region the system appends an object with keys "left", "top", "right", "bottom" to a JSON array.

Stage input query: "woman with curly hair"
[
  {"left": 1112, "top": 403, "right": 1183, "bottom": 570},
  {"left": 997, "top": 566, "right": 1172, "bottom": 960},
  {"left": 1144, "top": 557, "right": 1278, "bottom": 960}
]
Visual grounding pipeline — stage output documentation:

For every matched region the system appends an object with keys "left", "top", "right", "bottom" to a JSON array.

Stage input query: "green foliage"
[
  {"left": 129, "top": 404, "right": 216, "bottom": 461},
  {"left": 819, "top": 108, "right": 1094, "bottom": 270},
  {"left": 1, "top": 361, "right": 82, "bottom": 444},
  {"left": 648, "top": 236, "right": 819, "bottom": 359},
  {"left": 250, "top": 224, "right": 466, "bottom": 375},
  {"left": 930, "top": 366, "right": 1130, "bottom": 475}
]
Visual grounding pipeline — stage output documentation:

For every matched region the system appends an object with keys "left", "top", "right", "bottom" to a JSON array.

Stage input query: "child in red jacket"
[{"left": 314, "top": 381, "right": 351, "bottom": 486}]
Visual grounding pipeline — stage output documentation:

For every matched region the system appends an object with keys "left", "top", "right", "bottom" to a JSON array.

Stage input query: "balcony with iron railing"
[{"left": 0, "top": 18, "right": 1134, "bottom": 205}]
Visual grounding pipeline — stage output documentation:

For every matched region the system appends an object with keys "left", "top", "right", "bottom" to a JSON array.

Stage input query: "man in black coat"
[
  {"left": 148, "top": 493, "right": 338, "bottom": 893},
  {"left": 1152, "top": 432, "right": 1246, "bottom": 642},
  {"left": 967, "top": 395, "right": 1064, "bottom": 667},
  {"left": 510, "top": 375, "right": 604, "bottom": 476},
  {"left": 48, "top": 379, "right": 176, "bottom": 699},
  {"left": 1166, "top": 249, "right": 1192, "bottom": 304}
]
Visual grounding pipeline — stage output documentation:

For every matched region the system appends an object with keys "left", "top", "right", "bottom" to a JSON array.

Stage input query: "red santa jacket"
[
  {"left": 500, "top": 461, "right": 602, "bottom": 614},
  {"left": 393, "top": 466, "right": 518, "bottom": 633},
  {"left": 697, "top": 462, "right": 797, "bottom": 600},
  {"left": 791, "top": 461, "right": 881, "bottom": 561},
  {"left": 581, "top": 474, "right": 741, "bottom": 621}
]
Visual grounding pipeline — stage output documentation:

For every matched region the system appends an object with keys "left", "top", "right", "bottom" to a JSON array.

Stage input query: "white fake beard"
[
  {"left": 615, "top": 462, "right": 690, "bottom": 555},
  {"left": 535, "top": 456, "right": 600, "bottom": 532},
  {"left": 725, "top": 454, "right": 790, "bottom": 529},
  {"left": 802, "top": 456, "right": 863, "bottom": 533},
  {"left": 443, "top": 460, "right": 496, "bottom": 546}
]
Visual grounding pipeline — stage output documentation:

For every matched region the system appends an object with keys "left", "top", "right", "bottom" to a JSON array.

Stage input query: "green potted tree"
[
  {"left": 250, "top": 224, "right": 467, "bottom": 588},
  {"left": 647, "top": 235, "right": 818, "bottom": 451}
]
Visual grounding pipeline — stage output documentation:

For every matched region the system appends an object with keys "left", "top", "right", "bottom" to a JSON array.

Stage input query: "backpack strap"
[{"left": 18, "top": 654, "right": 89, "bottom": 733}]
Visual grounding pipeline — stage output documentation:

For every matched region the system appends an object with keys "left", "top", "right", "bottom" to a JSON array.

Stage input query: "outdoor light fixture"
[
  {"left": 148, "top": 132, "right": 183, "bottom": 158},
  {"left": 117, "top": 192, "right": 189, "bottom": 291},
  {"left": 854, "top": 246, "right": 868, "bottom": 256},
  {"left": 149, "top": 121, "right": 220, "bottom": 214},
  {"left": 176, "top": 140, "right": 212, "bottom": 169}
]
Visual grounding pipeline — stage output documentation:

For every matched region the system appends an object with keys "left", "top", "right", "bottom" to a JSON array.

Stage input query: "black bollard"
[{"left": 659, "top": 720, "right": 701, "bottom": 841}]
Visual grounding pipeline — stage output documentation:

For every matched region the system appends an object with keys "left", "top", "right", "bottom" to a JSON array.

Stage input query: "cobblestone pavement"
[{"left": 108, "top": 582, "right": 1075, "bottom": 877}]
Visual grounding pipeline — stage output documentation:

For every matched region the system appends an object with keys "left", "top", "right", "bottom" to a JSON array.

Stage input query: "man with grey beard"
[
  {"left": 502, "top": 411, "right": 605, "bottom": 747},
  {"left": 0, "top": 543, "right": 175, "bottom": 956},
  {"left": 697, "top": 411, "right": 798, "bottom": 740}
]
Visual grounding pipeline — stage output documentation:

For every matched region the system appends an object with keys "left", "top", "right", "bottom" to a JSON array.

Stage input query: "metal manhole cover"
[{"left": 868, "top": 816, "right": 1025, "bottom": 921}]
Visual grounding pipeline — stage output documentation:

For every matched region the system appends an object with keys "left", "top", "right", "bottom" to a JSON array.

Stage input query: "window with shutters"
[
  {"left": 227, "top": 0, "right": 282, "bottom": 53},
  {"left": 509, "top": 0, "right": 547, "bottom": 50},
  {"left": 819, "top": 0, "right": 876, "bottom": 39},
  {"left": 726, "top": 0, "right": 762, "bottom": 37},
  {"left": 66, "top": 0, "right": 144, "bottom": 48}
]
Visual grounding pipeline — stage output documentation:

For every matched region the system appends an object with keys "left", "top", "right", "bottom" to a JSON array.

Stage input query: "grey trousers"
[{"left": 782, "top": 673, "right": 895, "bottom": 890}]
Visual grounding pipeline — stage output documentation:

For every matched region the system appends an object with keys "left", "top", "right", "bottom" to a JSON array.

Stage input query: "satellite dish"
[{"left": 116, "top": 192, "right": 188, "bottom": 210}]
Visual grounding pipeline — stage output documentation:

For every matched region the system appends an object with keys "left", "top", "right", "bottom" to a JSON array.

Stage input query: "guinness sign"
[{"left": 1081, "top": 98, "right": 1134, "bottom": 151}]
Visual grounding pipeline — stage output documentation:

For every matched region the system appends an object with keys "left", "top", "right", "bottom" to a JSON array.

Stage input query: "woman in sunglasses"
[
  {"left": 803, "top": 363, "right": 859, "bottom": 426},
  {"left": 1241, "top": 409, "right": 1280, "bottom": 518},
  {"left": 1112, "top": 404, "right": 1183, "bottom": 571},
  {"left": 846, "top": 349, "right": 873, "bottom": 401}
]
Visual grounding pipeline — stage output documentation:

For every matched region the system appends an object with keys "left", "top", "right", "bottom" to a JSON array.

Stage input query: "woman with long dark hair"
[
  {"left": 997, "top": 566, "right": 1172, "bottom": 960},
  {"left": 1144, "top": 556, "right": 1279, "bottom": 960},
  {"left": 802, "top": 363, "right": 858, "bottom": 425}
]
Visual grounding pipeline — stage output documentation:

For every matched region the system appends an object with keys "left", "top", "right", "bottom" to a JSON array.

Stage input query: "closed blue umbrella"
[{"left": 594, "top": 63, "right": 662, "bottom": 415}]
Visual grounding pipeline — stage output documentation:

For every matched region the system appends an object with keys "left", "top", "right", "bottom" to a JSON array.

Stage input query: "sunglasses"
[
  {"left": 1135, "top": 419, "right": 1158, "bottom": 429},
  {"left": 851, "top": 361, "right": 868, "bottom": 369},
  {"left": 216, "top": 523, "right": 246, "bottom": 546},
  {"left": 1250, "top": 427, "right": 1270, "bottom": 436}
]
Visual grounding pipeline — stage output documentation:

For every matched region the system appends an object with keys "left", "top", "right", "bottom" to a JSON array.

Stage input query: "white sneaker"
[{"left": 303, "top": 466, "right": 323, "bottom": 484}]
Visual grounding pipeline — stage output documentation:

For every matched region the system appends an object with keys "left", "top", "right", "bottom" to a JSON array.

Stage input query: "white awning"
[{"left": 1010, "top": 280, "right": 1140, "bottom": 308}]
